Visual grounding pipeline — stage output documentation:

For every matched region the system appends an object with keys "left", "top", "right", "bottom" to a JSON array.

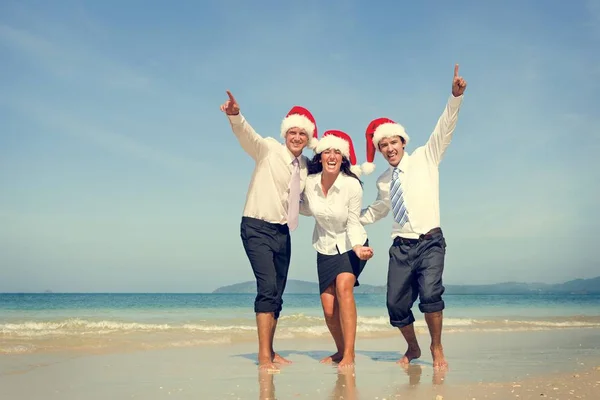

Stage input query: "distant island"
[{"left": 213, "top": 276, "right": 600, "bottom": 295}]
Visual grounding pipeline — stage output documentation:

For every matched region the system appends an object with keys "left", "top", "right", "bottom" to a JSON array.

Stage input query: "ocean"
[{"left": 1, "top": 293, "right": 599, "bottom": 355}]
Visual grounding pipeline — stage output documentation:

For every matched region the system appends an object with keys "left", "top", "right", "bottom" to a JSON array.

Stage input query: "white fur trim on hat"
[
  {"left": 280, "top": 114, "right": 316, "bottom": 139},
  {"left": 350, "top": 164, "right": 363, "bottom": 177},
  {"left": 307, "top": 137, "right": 318, "bottom": 150},
  {"left": 361, "top": 162, "right": 376, "bottom": 176},
  {"left": 372, "top": 122, "right": 410, "bottom": 148},
  {"left": 314, "top": 135, "right": 350, "bottom": 158}
]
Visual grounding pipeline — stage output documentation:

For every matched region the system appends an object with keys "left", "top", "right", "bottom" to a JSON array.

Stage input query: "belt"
[{"left": 393, "top": 227, "right": 442, "bottom": 246}]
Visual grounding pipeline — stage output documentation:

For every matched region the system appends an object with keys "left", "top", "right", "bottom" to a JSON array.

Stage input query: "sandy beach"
[{"left": 1, "top": 327, "right": 599, "bottom": 399}]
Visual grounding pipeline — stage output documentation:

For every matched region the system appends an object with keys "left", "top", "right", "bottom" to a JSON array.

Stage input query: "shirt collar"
[
  {"left": 284, "top": 146, "right": 305, "bottom": 166},
  {"left": 314, "top": 172, "right": 344, "bottom": 192},
  {"left": 388, "top": 153, "right": 410, "bottom": 173},
  {"left": 284, "top": 146, "right": 295, "bottom": 164}
]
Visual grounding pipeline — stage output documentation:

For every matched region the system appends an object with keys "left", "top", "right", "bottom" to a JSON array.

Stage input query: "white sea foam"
[
  {"left": 0, "top": 344, "right": 36, "bottom": 354},
  {"left": 1, "top": 314, "right": 598, "bottom": 340},
  {"left": 2, "top": 315, "right": 599, "bottom": 355}
]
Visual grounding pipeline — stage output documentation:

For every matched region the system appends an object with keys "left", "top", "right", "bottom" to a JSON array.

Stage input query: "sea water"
[{"left": 1, "top": 293, "right": 599, "bottom": 354}]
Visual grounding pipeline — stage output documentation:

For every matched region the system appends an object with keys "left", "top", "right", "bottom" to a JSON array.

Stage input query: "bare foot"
[
  {"left": 258, "top": 352, "right": 279, "bottom": 371},
  {"left": 320, "top": 351, "right": 343, "bottom": 364},
  {"left": 337, "top": 355, "right": 355, "bottom": 369},
  {"left": 431, "top": 345, "right": 448, "bottom": 369},
  {"left": 272, "top": 352, "right": 292, "bottom": 364},
  {"left": 258, "top": 359, "right": 279, "bottom": 372},
  {"left": 397, "top": 346, "right": 421, "bottom": 365}
]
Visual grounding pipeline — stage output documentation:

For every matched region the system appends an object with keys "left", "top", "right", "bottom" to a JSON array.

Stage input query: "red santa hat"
[
  {"left": 315, "top": 129, "right": 364, "bottom": 177},
  {"left": 280, "top": 106, "right": 318, "bottom": 150},
  {"left": 361, "top": 117, "right": 410, "bottom": 175}
]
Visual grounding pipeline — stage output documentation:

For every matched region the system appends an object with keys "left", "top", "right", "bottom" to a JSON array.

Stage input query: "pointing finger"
[
  {"left": 226, "top": 90, "right": 237, "bottom": 104},
  {"left": 454, "top": 64, "right": 459, "bottom": 78}
]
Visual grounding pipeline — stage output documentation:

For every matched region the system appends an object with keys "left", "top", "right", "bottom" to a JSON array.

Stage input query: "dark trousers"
[
  {"left": 240, "top": 217, "right": 291, "bottom": 319},
  {"left": 386, "top": 227, "right": 446, "bottom": 328}
]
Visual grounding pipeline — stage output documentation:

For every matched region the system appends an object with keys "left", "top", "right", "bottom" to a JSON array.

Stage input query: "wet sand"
[{"left": 1, "top": 327, "right": 598, "bottom": 399}]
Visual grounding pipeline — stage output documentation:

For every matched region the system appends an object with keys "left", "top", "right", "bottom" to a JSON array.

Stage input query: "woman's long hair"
[{"left": 307, "top": 152, "right": 362, "bottom": 186}]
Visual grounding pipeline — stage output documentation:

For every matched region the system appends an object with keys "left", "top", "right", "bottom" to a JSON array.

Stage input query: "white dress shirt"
[
  {"left": 360, "top": 94, "right": 463, "bottom": 239},
  {"left": 228, "top": 113, "right": 308, "bottom": 225},
  {"left": 300, "top": 172, "right": 368, "bottom": 255}
]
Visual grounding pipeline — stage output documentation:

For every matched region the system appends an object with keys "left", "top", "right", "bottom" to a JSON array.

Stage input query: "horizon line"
[{"left": 2, "top": 276, "right": 597, "bottom": 295}]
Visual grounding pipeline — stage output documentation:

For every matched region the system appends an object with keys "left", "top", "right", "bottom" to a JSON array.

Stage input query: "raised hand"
[
  {"left": 219, "top": 90, "right": 240, "bottom": 115},
  {"left": 452, "top": 64, "right": 467, "bottom": 97}
]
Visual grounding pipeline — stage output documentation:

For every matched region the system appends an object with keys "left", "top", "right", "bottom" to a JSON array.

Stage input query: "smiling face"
[
  {"left": 377, "top": 136, "right": 405, "bottom": 167},
  {"left": 285, "top": 128, "right": 309, "bottom": 157},
  {"left": 320, "top": 148, "right": 343, "bottom": 175}
]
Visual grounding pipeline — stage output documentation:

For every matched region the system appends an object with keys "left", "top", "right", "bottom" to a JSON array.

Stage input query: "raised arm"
[
  {"left": 359, "top": 182, "right": 390, "bottom": 225},
  {"left": 424, "top": 64, "right": 468, "bottom": 165},
  {"left": 220, "top": 90, "right": 268, "bottom": 161}
]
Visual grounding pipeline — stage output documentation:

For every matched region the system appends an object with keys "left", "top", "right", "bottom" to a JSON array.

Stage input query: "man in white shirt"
[
  {"left": 220, "top": 90, "right": 318, "bottom": 371},
  {"left": 359, "top": 65, "right": 467, "bottom": 370}
]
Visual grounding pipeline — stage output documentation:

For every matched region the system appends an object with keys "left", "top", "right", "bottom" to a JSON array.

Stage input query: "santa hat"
[
  {"left": 280, "top": 106, "right": 318, "bottom": 150},
  {"left": 314, "top": 129, "right": 364, "bottom": 177},
  {"left": 361, "top": 117, "right": 410, "bottom": 175}
]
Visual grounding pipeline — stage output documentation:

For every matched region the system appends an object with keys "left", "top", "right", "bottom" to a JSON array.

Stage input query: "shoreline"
[
  {"left": 3, "top": 324, "right": 600, "bottom": 357},
  {"left": 2, "top": 313, "right": 599, "bottom": 356}
]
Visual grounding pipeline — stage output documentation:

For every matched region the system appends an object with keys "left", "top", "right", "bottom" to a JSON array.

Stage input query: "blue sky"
[{"left": 1, "top": 0, "right": 598, "bottom": 292}]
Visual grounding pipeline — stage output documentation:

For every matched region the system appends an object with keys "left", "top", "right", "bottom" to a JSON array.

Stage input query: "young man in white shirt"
[
  {"left": 359, "top": 65, "right": 467, "bottom": 370},
  {"left": 220, "top": 90, "right": 318, "bottom": 371}
]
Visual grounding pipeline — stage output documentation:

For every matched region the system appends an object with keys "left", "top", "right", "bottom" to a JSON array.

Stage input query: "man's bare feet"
[
  {"left": 430, "top": 345, "right": 448, "bottom": 369},
  {"left": 272, "top": 352, "right": 291, "bottom": 364},
  {"left": 397, "top": 346, "right": 421, "bottom": 365},
  {"left": 320, "top": 351, "right": 343, "bottom": 364},
  {"left": 337, "top": 355, "right": 355, "bottom": 369}
]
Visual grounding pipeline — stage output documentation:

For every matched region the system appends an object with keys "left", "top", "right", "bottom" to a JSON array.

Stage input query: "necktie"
[
  {"left": 390, "top": 167, "right": 409, "bottom": 226},
  {"left": 287, "top": 157, "right": 300, "bottom": 231}
]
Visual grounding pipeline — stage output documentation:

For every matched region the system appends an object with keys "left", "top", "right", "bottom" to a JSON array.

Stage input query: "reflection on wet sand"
[
  {"left": 400, "top": 363, "right": 448, "bottom": 386},
  {"left": 258, "top": 370, "right": 277, "bottom": 400},
  {"left": 389, "top": 363, "right": 448, "bottom": 398},
  {"left": 257, "top": 367, "right": 358, "bottom": 400},
  {"left": 256, "top": 362, "right": 446, "bottom": 399},
  {"left": 330, "top": 368, "right": 357, "bottom": 400}
]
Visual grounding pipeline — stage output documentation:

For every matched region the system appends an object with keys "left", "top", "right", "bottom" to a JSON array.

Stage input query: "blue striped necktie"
[{"left": 390, "top": 167, "right": 409, "bottom": 226}]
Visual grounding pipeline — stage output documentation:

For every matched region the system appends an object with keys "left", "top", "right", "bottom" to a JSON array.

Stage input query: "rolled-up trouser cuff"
[
  {"left": 419, "top": 300, "right": 445, "bottom": 314},
  {"left": 389, "top": 312, "right": 416, "bottom": 328},
  {"left": 255, "top": 303, "right": 279, "bottom": 314}
]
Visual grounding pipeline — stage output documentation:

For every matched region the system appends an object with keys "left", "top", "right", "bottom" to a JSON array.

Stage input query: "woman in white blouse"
[{"left": 300, "top": 129, "right": 374, "bottom": 369}]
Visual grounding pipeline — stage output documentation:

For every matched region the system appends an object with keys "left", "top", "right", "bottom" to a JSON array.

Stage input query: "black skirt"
[{"left": 316, "top": 239, "right": 369, "bottom": 294}]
